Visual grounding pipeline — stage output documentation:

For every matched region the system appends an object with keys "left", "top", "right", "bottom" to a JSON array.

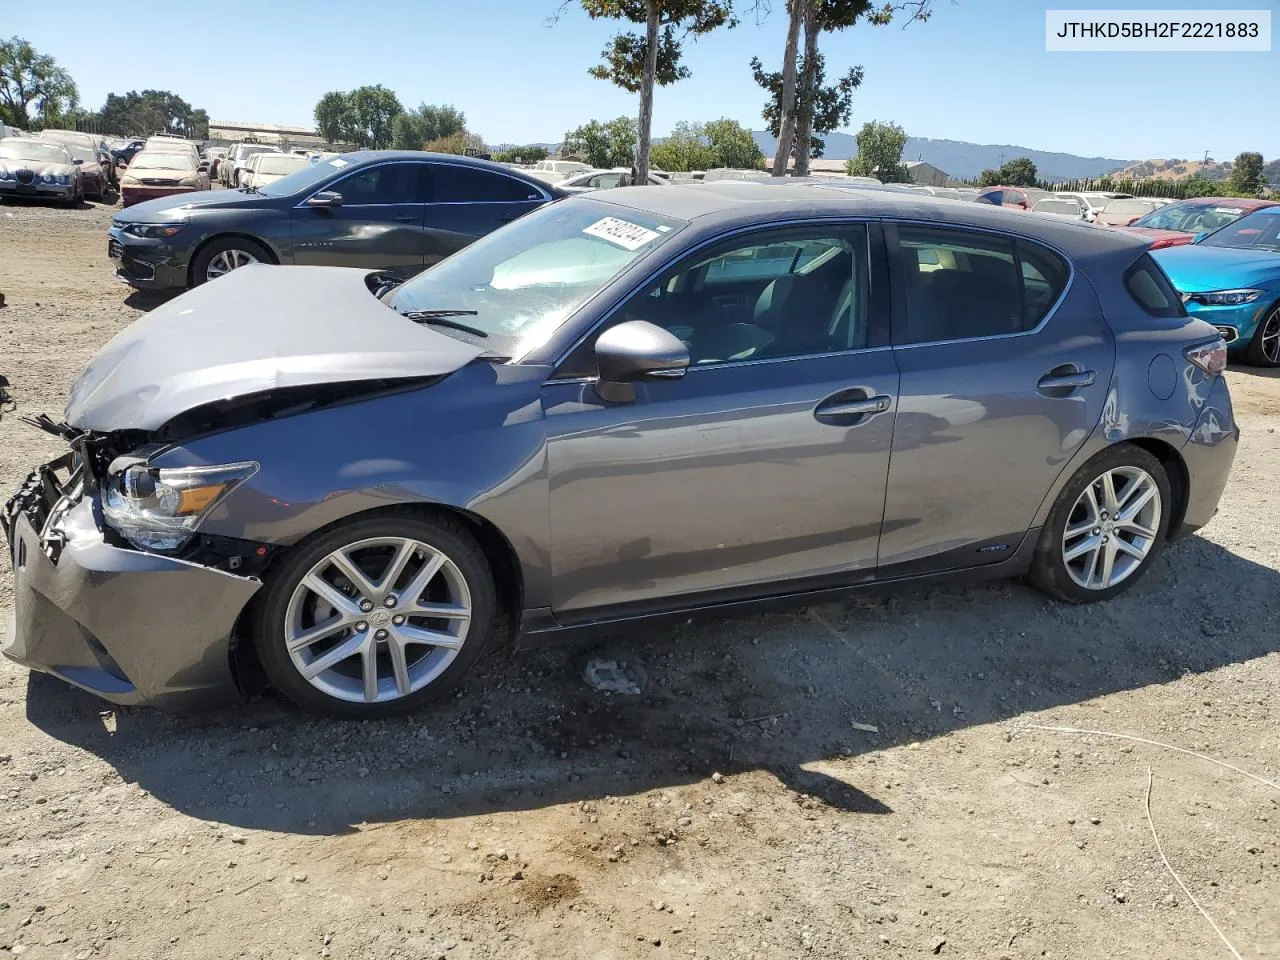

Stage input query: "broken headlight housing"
[{"left": 102, "top": 461, "right": 258, "bottom": 551}]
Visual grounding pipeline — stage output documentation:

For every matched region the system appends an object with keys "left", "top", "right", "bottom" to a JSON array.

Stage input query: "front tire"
[
  {"left": 190, "top": 236, "right": 271, "bottom": 285},
  {"left": 1029, "top": 444, "right": 1171, "bottom": 603},
  {"left": 1242, "top": 302, "right": 1280, "bottom": 368},
  {"left": 254, "top": 511, "right": 499, "bottom": 718}
]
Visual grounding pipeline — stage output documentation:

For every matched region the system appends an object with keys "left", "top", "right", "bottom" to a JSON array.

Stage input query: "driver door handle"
[
  {"left": 1037, "top": 366, "right": 1096, "bottom": 392},
  {"left": 815, "top": 393, "right": 892, "bottom": 421}
]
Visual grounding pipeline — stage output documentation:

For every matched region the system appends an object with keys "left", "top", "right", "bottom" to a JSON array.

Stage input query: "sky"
[{"left": 6, "top": 0, "right": 1278, "bottom": 161}]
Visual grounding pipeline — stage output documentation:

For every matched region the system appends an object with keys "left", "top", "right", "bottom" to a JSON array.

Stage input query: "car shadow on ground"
[
  {"left": 123, "top": 289, "right": 181, "bottom": 312},
  {"left": 24, "top": 534, "right": 1280, "bottom": 835}
]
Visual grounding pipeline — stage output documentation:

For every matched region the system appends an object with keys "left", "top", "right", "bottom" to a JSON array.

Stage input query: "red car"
[{"left": 1117, "top": 196, "right": 1280, "bottom": 249}]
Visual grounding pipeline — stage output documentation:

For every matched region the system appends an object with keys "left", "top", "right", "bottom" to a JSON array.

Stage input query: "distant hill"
[
  {"left": 1110, "top": 158, "right": 1232, "bottom": 181},
  {"left": 750, "top": 132, "right": 1129, "bottom": 181}
]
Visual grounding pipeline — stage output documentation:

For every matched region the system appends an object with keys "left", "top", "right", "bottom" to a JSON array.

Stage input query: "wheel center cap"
[
  {"left": 370, "top": 610, "right": 392, "bottom": 627},
  {"left": 1102, "top": 521, "right": 1114, "bottom": 533}
]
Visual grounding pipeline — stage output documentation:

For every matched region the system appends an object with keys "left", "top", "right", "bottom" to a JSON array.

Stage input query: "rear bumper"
[
  {"left": 1179, "top": 374, "right": 1239, "bottom": 535},
  {"left": 3, "top": 457, "right": 260, "bottom": 712}
]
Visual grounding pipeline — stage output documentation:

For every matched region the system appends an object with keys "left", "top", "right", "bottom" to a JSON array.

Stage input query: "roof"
[{"left": 589, "top": 182, "right": 1151, "bottom": 258}]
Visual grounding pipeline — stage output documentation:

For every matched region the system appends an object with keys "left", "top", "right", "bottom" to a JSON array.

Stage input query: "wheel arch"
[
  {"left": 186, "top": 232, "right": 281, "bottom": 286},
  {"left": 1124, "top": 436, "right": 1190, "bottom": 538}
]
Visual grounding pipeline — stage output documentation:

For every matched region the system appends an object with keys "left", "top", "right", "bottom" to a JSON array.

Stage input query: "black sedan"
[{"left": 107, "top": 151, "right": 565, "bottom": 291}]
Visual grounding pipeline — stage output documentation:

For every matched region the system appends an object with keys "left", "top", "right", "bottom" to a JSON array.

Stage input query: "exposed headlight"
[
  {"left": 120, "top": 174, "right": 140, "bottom": 185},
  {"left": 178, "top": 174, "right": 200, "bottom": 186},
  {"left": 103, "top": 461, "right": 258, "bottom": 551},
  {"left": 1185, "top": 288, "right": 1264, "bottom": 306},
  {"left": 121, "top": 222, "right": 185, "bottom": 239},
  {"left": 39, "top": 172, "right": 70, "bottom": 185},
  {"left": 0, "top": 166, "right": 12, "bottom": 181}
]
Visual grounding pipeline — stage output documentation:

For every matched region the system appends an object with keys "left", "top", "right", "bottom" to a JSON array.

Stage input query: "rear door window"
[{"left": 893, "top": 225, "right": 1070, "bottom": 344}]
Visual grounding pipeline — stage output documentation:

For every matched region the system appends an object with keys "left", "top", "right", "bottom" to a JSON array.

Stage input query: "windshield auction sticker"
[
  {"left": 583, "top": 217, "right": 661, "bottom": 251},
  {"left": 1046, "top": 9, "right": 1270, "bottom": 50}
]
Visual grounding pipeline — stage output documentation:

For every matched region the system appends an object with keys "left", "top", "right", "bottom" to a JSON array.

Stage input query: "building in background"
[
  {"left": 905, "top": 160, "right": 950, "bottom": 187},
  {"left": 208, "top": 120, "right": 352, "bottom": 152}
]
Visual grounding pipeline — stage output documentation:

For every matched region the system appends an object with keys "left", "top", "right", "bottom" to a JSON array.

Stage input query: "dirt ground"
[{"left": 0, "top": 199, "right": 1278, "bottom": 960}]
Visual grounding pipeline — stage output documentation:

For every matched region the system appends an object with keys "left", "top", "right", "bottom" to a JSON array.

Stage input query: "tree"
[
  {"left": 0, "top": 37, "right": 78, "bottom": 129},
  {"left": 423, "top": 131, "right": 487, "bottom": 155},
  {"left": 998, "top": 156, "right": 1037, "bottom": 186},
  {"left": 769, "top": 0, "right": 803, "bottom": 176},
  {"left": 846, "top": 119, "right": 908, "bottom": 181},
  {"left": 752, "top": 51, "right": 860, "bottom": 162},
  {"left": 648, "top": 121, "right": 718, "bottom": 171},
  {"left": 392, "top": 103, "right": 467, "bottom": 150},
  {"left": 702, "top": 117, "right": 764, "bottom": 168},
  {"left": 95, "top": 90, "right": 209, "bottom": 138},
  {"left": 1230, "top": 151, "right": 1264, "bottom": 195},
  {"left": 562, "top": 116, "right": 639, "bottom": 168},
  {"left": 313, "top": 86, "right": 403, "bottom": 148},
  {"left": 314, "top": 91, "right": 354, "bottom": 145},
  {"left": 575, "top": 1, "right": 737, "bottom": 182},
  {"left": 492, "top": 145, "right": 550, "bottom": 164}
]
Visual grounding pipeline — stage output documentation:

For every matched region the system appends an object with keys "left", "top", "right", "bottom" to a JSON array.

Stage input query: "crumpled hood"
[
  {"left": 65, "top": 265, "right": 485, "bottom": 432},
  {"left": 1152, "top": 244, "right": 1280, "bottom": 292}
]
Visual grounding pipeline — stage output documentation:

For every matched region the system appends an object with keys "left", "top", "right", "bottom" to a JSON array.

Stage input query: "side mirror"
[
  {"left": 306, "top": 190, "right": 343, "bottom": 209},
  {"left": 198, "top": 162, "right": 209, "bottom": 172},
  {"left": 594, "top": 320, "right": 689, "bottom": 403},
  {"left": 72, "top": 158, "right": 83, "bottom": 165}
]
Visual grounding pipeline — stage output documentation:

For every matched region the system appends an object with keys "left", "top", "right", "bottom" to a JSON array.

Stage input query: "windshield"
[
  {"left": 1199, "top": 209, "right": 1280, "bottom": 253},
  {"left": 1132, "top": 200, "right": 1252, "bottom": 233},
  {"left": 255, "top": 155, "right": 309, "bottom": 175},
  {"left": 241, "top": 146, "right": 276, "bottom": 159},
  {"left": 385, "top": 197, "right": 687, "bottom": 358},
  {"left": 0, "top": 140, "right": 68, "bottom": 163},
  {"left": 259, "top": 155, "right": 355, "bottom": 197},
  {"left": 1034, "top": 200, "right": 1081, "bottom": 216},
  {"left": 131, "top": 152, "right": 196, "bottom": 172},
  {"left": 62, "top": 143, "right": 96, "bottom": 163}
]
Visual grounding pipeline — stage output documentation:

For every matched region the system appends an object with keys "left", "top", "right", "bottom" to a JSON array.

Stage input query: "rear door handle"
[
  {"left": 1037, "top": 367, "right": 1096, "bottom": 392},
  {"left": 815, "top": 394, "right": 892, "bottom": 420}
]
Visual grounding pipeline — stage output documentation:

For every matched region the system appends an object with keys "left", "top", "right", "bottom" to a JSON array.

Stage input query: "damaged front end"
[{"left": 2, "top": 419, "right": 262, "bottom": 711}]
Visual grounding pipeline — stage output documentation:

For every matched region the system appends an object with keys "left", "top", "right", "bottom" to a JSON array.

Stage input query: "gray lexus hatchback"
[{"left": 4, "top": 184, "right": 1238, "bottom": 717}]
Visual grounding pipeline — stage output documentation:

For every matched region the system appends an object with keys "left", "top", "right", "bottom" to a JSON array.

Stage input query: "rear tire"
[
  {"left": 1242, "top": 302, "right": 1280, "bottom": 368},
  {"left": 254, "top": 510, "right": 500, "bottom": 719},
  {"left": 1029, "top": 444, "right": 1171, "bottom": 603}
]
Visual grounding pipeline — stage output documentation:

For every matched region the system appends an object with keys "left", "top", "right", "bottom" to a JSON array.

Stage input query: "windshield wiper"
[{"left": 398, "top": 309, "right": 487, "bottom": 338}]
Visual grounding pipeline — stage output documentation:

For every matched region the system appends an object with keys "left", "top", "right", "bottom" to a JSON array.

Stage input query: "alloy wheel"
[
  {"left": 205, "top": 248, "right": 259, "bottom": 281},
  {"left": 1261, "top": 307, "right": 1280, "bottom": 364},
  {"left": 284, "top": 537, "right": 473, "bottom": 703},
  {"left": 1061, "top": 466, "right": 1161, "bottom": 590}
]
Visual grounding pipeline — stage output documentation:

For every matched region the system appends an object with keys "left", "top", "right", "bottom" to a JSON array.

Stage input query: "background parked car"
[
  {"left": 557, "top": 167, "right": 668, "bottom": 191},
  {"left": 108, "top": 151, "right": 564, "bottom": 290},
  {"left": 1031, "top": 197, "right": 1090, "bottom": 221},
  {"left": 1116, "top": 197, "right": 1279, "bottom": 249},
  {"left": 241, "top": 152, "right": 311, "bottom": 189},
  {"left": 973, "top": 186, "right": 1048, "bottom": 210},
  {"left": 1053, "top": 191, "right": 1133, "bottom": 221},
  {"left": 203, "top": 147, "right": 229, "bottom": 180},
  {"left": 109, "top": 138, "right": 146, "bottom": 168},
  {"left": 1093, "top": 197, "right": 1173, "bottom": 227},
  {"left": 1153, "top": 206, "right": 1280, "bottom": 366},
  {"left": 36, "top": 130, "right": 110, "bottom": 200},
  {"left": 0, "top": 138, "right": 81, "bottom": 205},
  {"left": 223, "top": 143, "right": 280, "bottom": 187},
  {"left": 120, "top": 150, "right": 210, "bottom": 207},
  {"left": 528, "top": 159, "right": 591, "bottom": 183}
]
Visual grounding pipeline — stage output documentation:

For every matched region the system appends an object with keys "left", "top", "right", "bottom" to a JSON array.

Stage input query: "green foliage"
[
  {"left": 423, "top": 131, "right": 487, "bottom": 156},
  {"left": 977, "top": 168, "right": 1000, "bottom": 187},
  {"left": 648, "top": 121, "right": 719, "bottom": 171},
  {"left": 581, "top": 1, "right": 736, "bottom": 93},
  {"left": 0, "top": 37, "right": 78, "bottom": 128},
  {"left": 751, "top": 51, "right": 861, "bottom": 160},
  {"left": 562, "top": 116, "right": 638, "bottom": 168},
  {"left": 94, "top": 90, "right": 209, "bottom": 138},
  {"left": 392, "top": 103, "right": 467, "bottom": 150},
  {"left": 313, "top": 86, "right": 403, "bottom": 148},
  {"left": 846, "top": 120, "right": 908, "bottom": 181},
  {"left": 702, "top": 117, "right": 764, "bottom": 169},
  {"left": 1229, "top": 151, "right": 1264, "bottom": 195},
  {"left": 999, "top": 156, "right": 1037, "bottom": 186},
  {"left": 492, "top": 145, "right": 550, "bottom": 164}
]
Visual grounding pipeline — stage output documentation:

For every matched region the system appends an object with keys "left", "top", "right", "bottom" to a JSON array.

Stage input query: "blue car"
[{"left": 1153, "top": 206, "right": 1280, "bottom": 366}]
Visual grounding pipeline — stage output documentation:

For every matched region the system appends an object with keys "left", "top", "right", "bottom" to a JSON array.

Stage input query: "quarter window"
[
  {"left": 429, "top": 164, "right": 542, "bottom": 203},
  {"left": 894, "top": 225, "right": 1069, "bottom": 344},
  {"left": 1125, "top": 254, "right": 1186, "bottom": 318},
  {"left": 331, "top": 163, "right": 422, "bottom": 205},
  {"left": 609, "top": 225, "right": 871, "bottom": 367}
]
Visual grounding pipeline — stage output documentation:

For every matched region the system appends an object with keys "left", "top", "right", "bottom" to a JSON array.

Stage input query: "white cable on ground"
[{"left": 1144, "top": 767, "right": 1245, "bottom": 960}]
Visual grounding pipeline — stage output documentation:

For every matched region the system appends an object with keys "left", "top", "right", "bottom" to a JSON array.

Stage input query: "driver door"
[
  {"left": 291, "top": 161, "right": 429, "bottom": 277},
  {"left": 541, "top": 221, "right": 899, "bottom": 617}
]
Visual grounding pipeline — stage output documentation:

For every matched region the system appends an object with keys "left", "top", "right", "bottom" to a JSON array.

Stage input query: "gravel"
[{"left": 0, "top": 198, "right": 1278, "bottom": 958}]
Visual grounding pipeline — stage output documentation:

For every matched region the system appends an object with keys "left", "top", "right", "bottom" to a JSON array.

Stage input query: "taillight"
[{"left": 1185, "top": 338, "right": 1227, "bottom": 376}]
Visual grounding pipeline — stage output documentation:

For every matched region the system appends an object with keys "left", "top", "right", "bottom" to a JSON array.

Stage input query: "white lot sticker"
[
  {"left": 583, "top": 216, "right": 661, "bottom": 251},
  {"left": 328, "top": 158, "right": 349, "bottom": 169},
  {"left": 1212, "top": 207, "right": 1244, "bottom": 214}
]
